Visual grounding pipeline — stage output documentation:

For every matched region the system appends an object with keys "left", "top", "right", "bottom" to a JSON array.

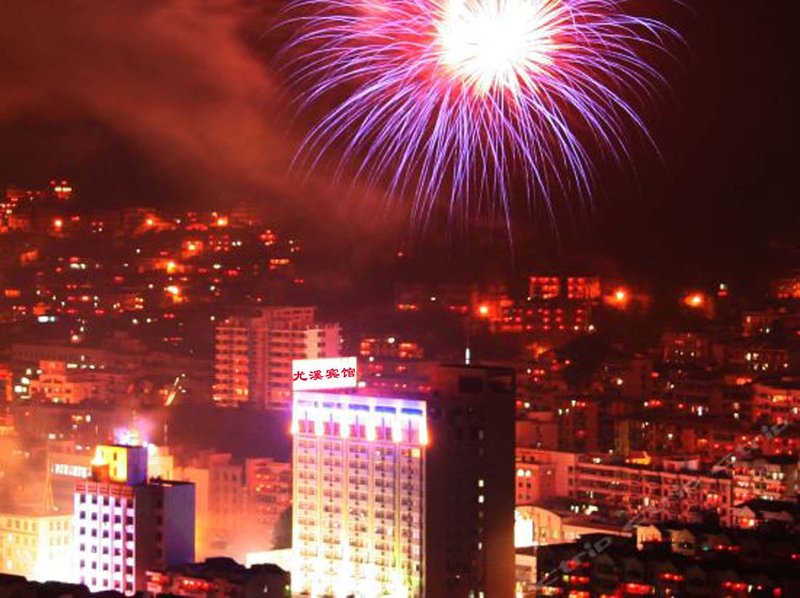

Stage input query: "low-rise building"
[
  {"left": 733, "top": 454, "right": 798, "bottom": 503},
  {"left": 175, "top": 452, "right": 245, "bottom": 561},
  {"left": 146, "top": 557, "right": 290, "bottom": 598},
  {"left": 520, "top": 449, "right": 736, "bottom": 525},
  {"left": 0, "top": 509, "right": 72, "bottom": 582},
  {"left": 244, "top": 458, "right": 291, "bottom": 550},
  {"left": 753, "top": 379, "right": 800, "bottom": 424},
  {"left": 535, "top": 532, "right": 799, "bottom": 598},
  {"left": 732, "top": 499, "right": 800, "bottom": 530}
]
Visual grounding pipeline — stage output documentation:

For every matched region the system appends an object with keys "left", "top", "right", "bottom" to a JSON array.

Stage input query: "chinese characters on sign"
[
  {"left": 292, "top": 367, "right": 356, "bottom": 382},
  {"left": 292, "top": 356, "right": 358, "bottom": 391}
]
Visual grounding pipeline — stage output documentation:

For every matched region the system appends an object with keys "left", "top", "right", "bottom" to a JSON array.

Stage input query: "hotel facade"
[{"left": 291, "top": 391, "right": 427, "bottom": 597}]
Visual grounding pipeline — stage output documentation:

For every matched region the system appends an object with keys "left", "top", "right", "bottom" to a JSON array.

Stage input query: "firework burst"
[{"left": 282, "top": 0, "right": 680, "bottom": 226}]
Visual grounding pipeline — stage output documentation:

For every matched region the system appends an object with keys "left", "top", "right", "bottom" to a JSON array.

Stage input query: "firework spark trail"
[{"left": 281, "top": 0, "right": 680, "bottom": 226}]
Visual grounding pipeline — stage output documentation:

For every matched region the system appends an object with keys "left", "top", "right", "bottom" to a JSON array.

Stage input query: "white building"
[
  {"left": 0, "top": 509, "right": 73, "bottom": 582},
  {"left": 74, "top": 444, "right": 195, "bottom": 594},
  {"left": 291, "top": 391, "right": 427, "bottom": 597}
]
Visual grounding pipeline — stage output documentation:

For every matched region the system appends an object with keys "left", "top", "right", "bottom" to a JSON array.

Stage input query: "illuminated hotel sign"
[
  {"left": 50, "top": 463, "right": 91, "bottom": 478},
  {"left": 291, "top": 356, "right": 358, "bottom": 391}
]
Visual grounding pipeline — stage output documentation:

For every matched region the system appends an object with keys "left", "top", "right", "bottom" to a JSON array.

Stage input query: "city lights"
[
  {"left": 684, "top": 292, "right": 706, "bottom": 308},
  {"left": 0, "top": 198, "right": 798, "bottom": 598},
  {"left": 605, "top": 286, "right": 631, "bottom": 309},
  {"left": 0, "top": 15, "right": 795, "bottom": 589}
]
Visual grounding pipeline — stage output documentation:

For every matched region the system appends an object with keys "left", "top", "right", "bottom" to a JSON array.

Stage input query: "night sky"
[{"left": 0, "top": 0, "right": 797, "bottom": 286}]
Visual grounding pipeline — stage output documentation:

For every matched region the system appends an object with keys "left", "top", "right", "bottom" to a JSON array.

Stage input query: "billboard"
[
  {"left": 50, "top": 463, "right": 91, "bottom": 479},
  {"left": 292, "top": 356, "right": 358, "bottom": 391}
]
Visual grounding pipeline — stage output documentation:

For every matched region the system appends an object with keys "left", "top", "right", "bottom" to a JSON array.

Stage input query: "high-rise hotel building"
[
  {"left": 214, "top": 306, "right": 341, "bottom": 407},
  {"left": 291, "top": 392, "right": 427, "bottom": 597},
  {"left": 291, "top": 365, "right": 515, "bottom": 598},
  {"left": 74, "top": 444, "right": 195, "bottom": 594}
]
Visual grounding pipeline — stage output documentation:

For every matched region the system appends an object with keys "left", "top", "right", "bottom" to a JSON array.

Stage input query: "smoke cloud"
[{"left": 0, "top": 0, "right": 398, "bottom": 239}]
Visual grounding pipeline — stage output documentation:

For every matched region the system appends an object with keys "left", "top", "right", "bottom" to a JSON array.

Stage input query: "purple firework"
[{"left": 282, "top": 0, "right": 680, "bottom": 225}]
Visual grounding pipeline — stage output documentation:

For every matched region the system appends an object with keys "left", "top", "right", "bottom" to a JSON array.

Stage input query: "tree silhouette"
[{"left": 272, "top": 506, "right": 292, "bottom": 549}]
